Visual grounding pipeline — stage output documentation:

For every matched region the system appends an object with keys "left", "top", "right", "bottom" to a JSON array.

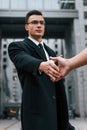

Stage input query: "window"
[
  {"left": 55, "top": 44, "right": 58, "bottom": 48},
  {"left": 13, "top": 94, "right": 16, "bottom": 97},
  {"left": 14, "top": 98, "right": 18, "bottom": 102},
  {"left": 85, "top": 25, "right": 87, "bottom": 32},
  {"left": 85, "top": 43, "right": 87, "bottom": 46},
  {"left": 13, "top": 68, "right": 17, "bottom": 73},
  {"left": 3, "top": 44, "right": 7, "bottom": 48},
  {"left": 3, "top": 64, "right": 6, "bottom": 69},
  {"left": 3, "top": 58, "right": 7, "bottom": 62},
  {"left": 13, "top": 86, "right": 17, "bottom": 89},
  {"left": 83, "top": 0, "right": 87, "bottom": 6},
  {"left": 55, "top": 51, "right": 58, "bottom": 56},
  {"left": 3, "top": 51, "right": 7, "bottom": 55},
  {"left": 84, "top": 12, "right": 87, "bottom": 19}
]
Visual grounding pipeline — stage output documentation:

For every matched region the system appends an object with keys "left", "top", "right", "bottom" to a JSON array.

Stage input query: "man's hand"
[
  {"left": 39, "top": 60, "right": 62, "bottom": 81},
  {"left": 50, "top": 56, "right": 71, "bottom": 81}
]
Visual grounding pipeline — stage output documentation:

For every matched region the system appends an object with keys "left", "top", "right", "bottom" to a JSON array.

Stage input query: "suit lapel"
[
  {"left": 24, "top": 38, "right": 47, "bottom": 61},
  {"left": 44, "top": 43, "right": 56, "bottom": 57},
  {"left": 34, "top": 45, "right": 47, "bottom": 60}
]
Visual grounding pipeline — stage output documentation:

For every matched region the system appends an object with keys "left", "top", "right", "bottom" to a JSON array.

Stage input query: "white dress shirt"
[{"left": 29, "top": 37, "right": 49, "bottom": 60}]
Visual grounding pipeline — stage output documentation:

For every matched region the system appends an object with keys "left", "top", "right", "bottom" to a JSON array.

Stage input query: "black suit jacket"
[{"left": 8, "top": 38, "right": 75, "bottom": 130}]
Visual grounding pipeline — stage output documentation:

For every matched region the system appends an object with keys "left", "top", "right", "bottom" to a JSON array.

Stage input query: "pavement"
[
  {"left": 70, "top": 118, "right": 87, "bottom": 130},
  {"left": 0, "top": 118, "right": 87, "bottom": 130},
  {"left": 0, "top": 119, "right": 21, "bottom": 130}
]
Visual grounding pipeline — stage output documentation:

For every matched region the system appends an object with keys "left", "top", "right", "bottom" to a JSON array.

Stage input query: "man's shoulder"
[
  {"left": 9, "top": 40, "right": 24, "bottom": 46},
  {"left": 8, "top": 38, "right": 27, "bottom": 48}
]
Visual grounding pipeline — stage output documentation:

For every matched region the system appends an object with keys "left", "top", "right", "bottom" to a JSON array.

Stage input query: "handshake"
[{"left": 39, "top": 56, "right": 72, "bottom": 82}]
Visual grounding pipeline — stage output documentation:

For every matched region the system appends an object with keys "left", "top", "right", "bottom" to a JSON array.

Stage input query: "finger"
[
  {"left": 50, "top": 57, "right": 58, "bottom": 62},
  {"left": 48, "top": 73, "right": 56, "bottom": 81},
  {"left": 50, "top": 55, "right": 63, "bottom": 60},
  {"left": 48, "top": 67, "right": 62, "bottom": 78},
  {"left": 49, "top": 72, "right": 61, "bottom": 79},
  {"left": 51, "top": 76, "right": 63, "bottom": 82},
  {"left": 50, "top": 63, "right": 60, "bottom": 72}
]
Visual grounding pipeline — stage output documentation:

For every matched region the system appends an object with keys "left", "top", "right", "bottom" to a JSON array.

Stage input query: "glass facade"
[
  {"left": 0, "top": 0, "right": 9, "bottom": 9},
  {"left": 0, "top": 0, "right": 59, "bottom": 10},
  {"left": 85, "top": 25, "right": 87, "bottom": 32},
  {"left": 58, "top": 0, "right": 75, "bottom": 9},
  {"left": 83, "top": 0, "right": 87, "bottom": 6},
  {"left": 11, "top": 0, "right": 26, "bottom": 10},
  {"left": 84, "top": 12, "right": 87, "bottom": 19}
]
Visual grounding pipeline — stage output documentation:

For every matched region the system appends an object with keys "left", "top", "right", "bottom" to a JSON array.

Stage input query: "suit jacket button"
[{"left": 53, "top": 95, "right": 56, "bottom": 99}]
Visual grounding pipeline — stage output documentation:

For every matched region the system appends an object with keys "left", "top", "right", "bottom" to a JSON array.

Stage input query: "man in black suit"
[{"left": 8, "top": 10, "right": 75, "bottom": 130}]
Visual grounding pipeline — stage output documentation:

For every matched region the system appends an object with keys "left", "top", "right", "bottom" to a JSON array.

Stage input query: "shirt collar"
[{"left": 28, "top": 37, "right": 44, "bottom": 46}]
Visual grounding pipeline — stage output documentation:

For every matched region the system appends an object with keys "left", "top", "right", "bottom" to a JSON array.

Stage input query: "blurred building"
[
  {"left": 58, "top": 0, "right": 87, "bottom": 118},
  {"left": 0, "top": 39, "right": 22, "bottom": 117},
  {"left": 58, "top": 0, "right": 75, "bottom": 9},
  {"left": 0, "top": 0, "right": 87, "bottom": 118}
]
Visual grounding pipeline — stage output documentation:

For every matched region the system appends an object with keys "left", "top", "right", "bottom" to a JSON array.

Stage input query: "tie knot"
[{"left": 38, "top": 43, "right": 43, "bottom": 48}]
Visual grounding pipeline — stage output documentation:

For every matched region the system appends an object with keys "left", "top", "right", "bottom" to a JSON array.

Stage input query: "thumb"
[
  {"left": 50, "top": 55, "right": 63, "bottom": 62},
  {"left": 50, "top": 56, "right": 58, "bottom": 62}
]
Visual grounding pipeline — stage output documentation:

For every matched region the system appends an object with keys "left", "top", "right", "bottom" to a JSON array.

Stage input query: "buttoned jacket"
[{"left": 8, "top": 38, "right": 75, "bottom": 130}]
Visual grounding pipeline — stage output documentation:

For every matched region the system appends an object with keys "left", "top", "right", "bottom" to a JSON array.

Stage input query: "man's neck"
[
  {"left": 29, "top": 36, "right": 42, "bottom": 43},
  {"left": 28, "top": 36, "right": 43, "bottom": 46}
]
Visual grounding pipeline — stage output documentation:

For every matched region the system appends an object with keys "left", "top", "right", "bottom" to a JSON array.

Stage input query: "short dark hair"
[{"left": 25, "top": 10, "right": 43, "bottom": 24}]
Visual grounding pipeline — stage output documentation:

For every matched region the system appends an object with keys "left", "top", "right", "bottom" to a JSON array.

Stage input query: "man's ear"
[{"left": 25, "top": 24, "right": 29, "bottom": 31}]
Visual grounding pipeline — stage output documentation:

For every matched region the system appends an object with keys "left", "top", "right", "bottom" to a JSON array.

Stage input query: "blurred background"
[{"left": 0, "top": 0, "right": 87, "bottom": 129}]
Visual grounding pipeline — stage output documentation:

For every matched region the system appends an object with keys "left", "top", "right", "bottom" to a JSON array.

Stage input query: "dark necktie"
[{"left": 38, "top": 44, "right": 46, "bottom": 60}]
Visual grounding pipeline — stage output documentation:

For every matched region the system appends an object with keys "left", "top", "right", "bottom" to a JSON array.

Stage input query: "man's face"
[{"left": 25, "top": 15, "right": 45, "bottom": 40}]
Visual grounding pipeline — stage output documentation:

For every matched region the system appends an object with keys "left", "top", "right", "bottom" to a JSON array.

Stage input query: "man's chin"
[{"left": 34, "top": 34, "right": 43, "bottom": 38}]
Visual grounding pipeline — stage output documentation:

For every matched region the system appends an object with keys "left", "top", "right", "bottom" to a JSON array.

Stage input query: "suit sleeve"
[{"left": 8, "top": 42, "right": 43, "bottom": 75}]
